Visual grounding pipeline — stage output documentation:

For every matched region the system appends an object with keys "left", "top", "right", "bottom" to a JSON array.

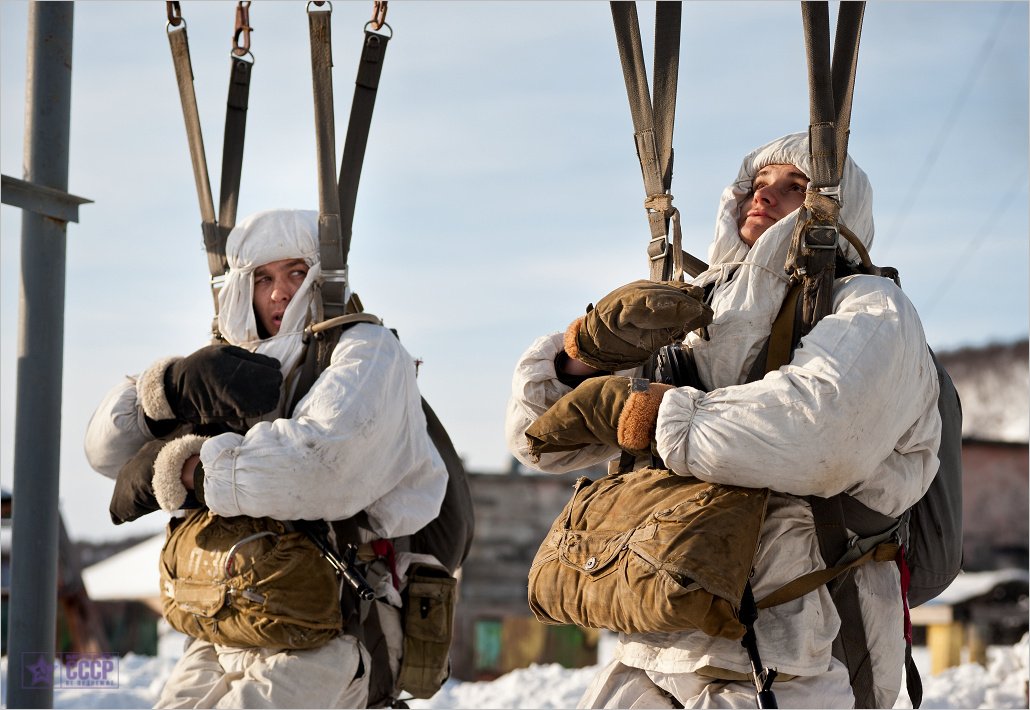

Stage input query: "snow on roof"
[
  {"left": 82, "top": 533, "right": 164, "bottom": 601},
  {"left": 923, "top": 568, "right": 1029, "bottom": 607}
]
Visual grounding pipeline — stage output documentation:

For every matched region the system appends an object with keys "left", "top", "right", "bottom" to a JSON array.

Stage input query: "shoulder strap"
[
  {"left": 758, "top": 255, "right": 913, "bottom": 709},
  {"left": 306, "top": 5, "right": 393, "bottom": 321},
  {"left": 286, "top": 309, "right": 383, "bottom": 417}
]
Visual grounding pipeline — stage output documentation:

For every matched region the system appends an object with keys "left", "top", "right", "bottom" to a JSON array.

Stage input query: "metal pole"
[{"left": 6, "top": 2, "right": 74, "bottom": 707}]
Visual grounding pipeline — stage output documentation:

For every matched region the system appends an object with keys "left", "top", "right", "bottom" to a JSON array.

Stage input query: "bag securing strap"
[{"left": 610, "top": 2, "right": 707, "bottom": 281}]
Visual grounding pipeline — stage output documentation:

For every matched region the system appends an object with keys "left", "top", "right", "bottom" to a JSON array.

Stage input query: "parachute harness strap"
[{"left": 165, "top": 1, "right": 255, "bottom": 337}]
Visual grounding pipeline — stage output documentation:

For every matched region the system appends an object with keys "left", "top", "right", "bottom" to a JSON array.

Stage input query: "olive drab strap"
[
  {"left": 610, "top": 2, "right": 707, "bottom": 282},
  {"left": 166, "top": 2, "right": 255, "bottom": 325},
  {"left": 338, "top": 4, "right": 392, "bottom": 275},
  {"left": 788, "top": 5, "right": 880, "bottom": 707},
  {"left": 306, "top": 3, "right": 345, "bottom": 322},
  {"left": 307, "top": 2, "right": 392, "bottom": 321},
  {"left": 217, "top": 2, "right": 255, "bottom": 251},
  {"left": 785, "top": 1, "right": 865, "bottom": 339}
]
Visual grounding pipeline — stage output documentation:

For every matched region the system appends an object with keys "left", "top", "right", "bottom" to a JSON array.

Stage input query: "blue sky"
[{"left": 2, "top": 1, "right": 1027, "bottom": 541}]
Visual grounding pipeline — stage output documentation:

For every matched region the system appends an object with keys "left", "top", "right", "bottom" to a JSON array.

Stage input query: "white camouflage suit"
[
  {"left": 506, "top": 134, "right": 942, "bottom": 709},
  {"left": 85, "top": 209, "right": 448, "bottom": 708}
]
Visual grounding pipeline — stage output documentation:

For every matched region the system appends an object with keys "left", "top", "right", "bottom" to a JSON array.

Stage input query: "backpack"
[
  {"left": 290, "top": 314, "right": 474, "bottom": 708},
  {"left": 758, "top": 267, "right": 964, "bottom": 708}
]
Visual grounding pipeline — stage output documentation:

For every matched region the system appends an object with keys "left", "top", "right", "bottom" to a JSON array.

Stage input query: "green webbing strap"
[
  {"left": 338, "top": 24, "right": 392, "bottom": 271},
  {"left": 788, "top": 2, "right": 865, "bottom": 338},
  {"left": 217, "top": 54, "right": 253, "bottom": 241},
  {"left": 764, "top": 282, "right": 803, "bottom": 375},
  {"left": 796, "top": 7, "right": 878, "bottom": 705},
  {"left": 166, "top": 2, "right": 255, "bottom": 321},
  {"left": 610, "top": 2, "right": 707, "bottom": 281},
  {"left": 166, "top": 21, "right": 217, "bottom": 241},
  {"left": 307, "top": 6, "right": 347, "bottom": 320},
  {"left": 757, "top": 541, "right": 897, "bottom": 609},
  {"left": 801, "top": 1, "right": 865, "bottom": 189}
]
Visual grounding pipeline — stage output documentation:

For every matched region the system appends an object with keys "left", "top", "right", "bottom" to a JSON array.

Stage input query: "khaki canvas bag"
[
  {"left": 160, "top": 510, "right": 343, "bottom": 650},
  {"left": 528, "top": 467, "right": 768, "bottom": 639}
]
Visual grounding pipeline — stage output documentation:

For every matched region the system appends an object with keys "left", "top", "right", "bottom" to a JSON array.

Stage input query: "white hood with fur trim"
[{"left": 217, "top": 209, "right": 323, "bottom": 376}]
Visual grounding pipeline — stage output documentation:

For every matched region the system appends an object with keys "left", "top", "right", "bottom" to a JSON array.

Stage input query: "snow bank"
[{"left": 3, "top": 636, "right": 1026, "bottom": 709}]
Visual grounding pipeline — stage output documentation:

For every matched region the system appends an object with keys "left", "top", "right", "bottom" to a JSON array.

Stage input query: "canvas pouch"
[
  {"left": 397, "top": 563, "right": 457, "bottom": 698},
  {"left": 160, "top": 510, "right": 343, "bottom": 649},
  {"left": 528, "top": 467, "right": 768, "bottom": 639}
]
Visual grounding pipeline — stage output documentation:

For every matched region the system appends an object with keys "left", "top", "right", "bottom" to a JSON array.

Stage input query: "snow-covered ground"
[{"left": 3, "top": 634, "right": 1027, "bottom": 709}]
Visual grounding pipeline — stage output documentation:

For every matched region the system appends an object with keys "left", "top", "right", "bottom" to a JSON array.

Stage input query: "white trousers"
[
  {"left": 578, "top": 657, "right": 856, "bottom": 709},
  {"left": 155, "top": 634, "right": 370, "bottom": 709}
]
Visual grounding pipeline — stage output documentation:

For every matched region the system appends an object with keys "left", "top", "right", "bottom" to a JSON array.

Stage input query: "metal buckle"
[
  {"left": 648, "top": 236, "right": 669, "bottom": 263},
  {"left": 210, "top": 274, "right": 227, "bottom": 290},
  {"left": 803, "top": 223, "right": 839, "bottom": 250},
  {"left": 817, "top": 184, "right": 842, "bottom": 201},
  {"left": 629, "top": 378, "right": 650, "bottom": 393},
  {"left": 321, "top": 268, "right": 348, "bottom": 283}
]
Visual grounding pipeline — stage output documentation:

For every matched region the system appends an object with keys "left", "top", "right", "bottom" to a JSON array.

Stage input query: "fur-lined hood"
[
  {"left": 686, "top": 133, "right": 876, "bottom": 387},
  {"left": 216, "top": 209, "right": 323, "bottom": 376}
]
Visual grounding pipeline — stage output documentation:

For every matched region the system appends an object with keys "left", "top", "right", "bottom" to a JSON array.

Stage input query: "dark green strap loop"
[
  {"left": 611, "top": 3, "right": 706, "bottom": 281},
  {"left": 338, "top": 28, "right": 391, "bottom": 271}
]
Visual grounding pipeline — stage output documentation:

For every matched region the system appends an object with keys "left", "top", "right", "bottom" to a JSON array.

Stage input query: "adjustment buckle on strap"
[
  {"left": 321, "top": 268, "right": 349, "bottom": 283},
  {"left": 210, "top": 274, "right": 227, "bottom": 291},
  {"left": 816, "top": 184, "right": 842, "bottom": 201},
  {"left": 648, "top": 236, "right": 669, "bottom": 262},
  {"left": 803, "top": 223, "right": 840, "bottom": 251}
]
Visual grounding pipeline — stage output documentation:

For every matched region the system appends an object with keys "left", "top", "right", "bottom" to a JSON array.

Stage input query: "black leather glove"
[
  {"left": 140, "top": 345, "right": 282, "bottom": 428},
  {"left": 109, "top": 439, "right": 166, "bottom": 524}
]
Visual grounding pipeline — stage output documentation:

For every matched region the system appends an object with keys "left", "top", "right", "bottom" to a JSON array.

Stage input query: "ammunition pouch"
[{"left": 397, "top": 563, "right": 457, "bottom": 699}]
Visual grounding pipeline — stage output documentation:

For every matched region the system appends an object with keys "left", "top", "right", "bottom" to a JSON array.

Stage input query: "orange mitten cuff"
[{"left": 617, "top": 382, "right": 673, "bottom": 453}]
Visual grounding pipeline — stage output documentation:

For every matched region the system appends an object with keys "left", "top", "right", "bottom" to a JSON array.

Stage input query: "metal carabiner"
[
  {"left": 224, "top": 530, "right": 279, "bottom": 577},
  {"left": 166, "top": 1, "right": 184, "bottom": 29},
  {"left": 232, "top": 1, "right": 253, "bottom": 57},
  {"left": 370, "top": 0, "right": 388, "bottom": 31}
]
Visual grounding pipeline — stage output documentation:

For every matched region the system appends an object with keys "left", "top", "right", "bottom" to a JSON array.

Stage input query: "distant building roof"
[{"left": 82, "top": 533, "right": 164, "bottom": 601}]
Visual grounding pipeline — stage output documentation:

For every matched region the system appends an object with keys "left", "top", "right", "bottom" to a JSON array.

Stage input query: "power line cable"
[
  {"left": 878, "top": 4, "right": 1012, "bottom": 257},
  {"left": 919, "top": 170, "right": 1028, "bottom": 321}
]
